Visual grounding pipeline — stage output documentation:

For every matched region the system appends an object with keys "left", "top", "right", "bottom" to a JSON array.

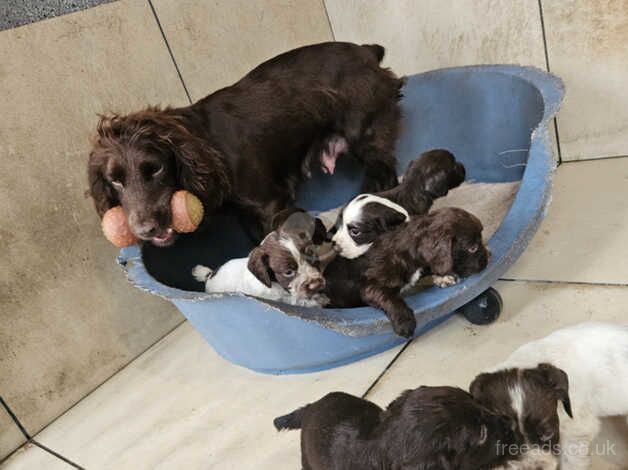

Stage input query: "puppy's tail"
[
  {"left": 361, "top": 44, "right": 386, "bottom": 63},
  {"left": 273, "top": 406, "right": 306, "bottom": 431},
  {"left": 192, "top": 264, "right": 213, "bottom": 283}
]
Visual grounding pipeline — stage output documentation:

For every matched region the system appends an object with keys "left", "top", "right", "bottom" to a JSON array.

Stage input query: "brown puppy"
[
  {"left": 274, "top": 386, "right": 519, "bottom": 470},
  {"left": 324, "top": 207, "right": 490, "bottom": 337},
  {"left": 87, "top": 42, "right": 403, "bottom": 246}
]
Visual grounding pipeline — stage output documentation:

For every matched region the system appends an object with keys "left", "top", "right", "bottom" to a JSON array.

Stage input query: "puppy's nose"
[{"left": 306, "top": 278, "right": 325, "bottom": 293}]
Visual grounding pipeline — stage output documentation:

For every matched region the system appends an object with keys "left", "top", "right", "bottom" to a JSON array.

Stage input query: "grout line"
[
  {"left": 147, "top": 0, "right": 193, "bottom": 104},
  {"left": 537, "top": 0, "right": 563, "bottom": 164},
  {"left": 31, "top": 441, "right": 85, "bottom": 470},
  {"left": 499, "top": 277, "right": 628, "bottom": 288},
  {"left": 560, "top": 154, "right": 628, "bottom": 164},
  {"left": 361, "top": 340, "right": 412, "bottom": 399},
  {"left": 321, "top": 0, "right": 336, "bottom": 40},
  {"left": 28, "top": 319, "right": 186, "bottom": 439},
  {"left": 0, "top": 395, "right": 31, "bottom": 439}
]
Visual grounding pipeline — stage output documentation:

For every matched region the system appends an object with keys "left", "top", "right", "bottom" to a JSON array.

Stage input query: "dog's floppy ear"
[
  {"left": 271, "top": 208, "right": 306, "bottom": 232},
  {"left": 369, "top": 204, "right": 408, "bottom": 232},
  {"left": 88, "top": 117, "right": 122, "bottom": 217},
  {"left": 536, "top": 363, "right": 573, "bottom": 418},
  {"left": 87, "top": 151, "right": 119, "bottom": 217},
  {"left": 312, "top": 218, "right": 328, "bottom": 245},
  {"left": 248, "top": 246, "right": 273, "bottom": 287},
  {"left": 469, "top": 373, "right": 489, "bottom": 401},
  {"left": 423, "top": 234, "right": 454, "bottom": 276}
]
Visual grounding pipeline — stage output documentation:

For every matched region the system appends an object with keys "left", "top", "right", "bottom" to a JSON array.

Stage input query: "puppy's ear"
[
  {"left": 370, "top": 204, "right": 407, "bottom": 232},
  {"left": 247, "top": 246, "right": 273, "bottom": 287},
  {"left": 312, "top": 218, "right": 328, "bottom": 245},
  {"left": 469, "top": 373, "right": 489, "bottom": 402},
  {"left": 536, "top": 363, "right": 573, "bottom": 418},
  {"left": 424, "top": 235, "right": 454, "bottom": 276},
  {"left": 271, "top": 208, "right": 306, "bottom": 232}
]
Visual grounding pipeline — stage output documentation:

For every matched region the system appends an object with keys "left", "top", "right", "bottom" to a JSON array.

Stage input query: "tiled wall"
[
  {"left": 324, "top": 0, "right": 628, "bottom": 161},
  {"left": 0, "top": 0, "right": 332, "bottom": 461},
  {"left": 1, "top": 0, "right": 626, "bottom": 461}
]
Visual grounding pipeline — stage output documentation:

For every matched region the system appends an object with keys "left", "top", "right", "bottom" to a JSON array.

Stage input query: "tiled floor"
[{"left": 3, "top": 158, "right": 628, "bottom": 469}]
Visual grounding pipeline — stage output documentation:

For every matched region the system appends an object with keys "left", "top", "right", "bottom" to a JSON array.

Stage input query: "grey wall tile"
[
  {"left": 0, "top": 0, "right": 116, "bottom": 31},
  {"left": 152, "top": 0, "right": 334, "bottom": 101},
  {"left": 543, "top": 0, "right": 628, "bottom": 160},
  {"left": 324, "top": 0, "right": 547, "bottom": 76},
  {"left": 0, "top": 0, "right": 186, "bottom": 457}
]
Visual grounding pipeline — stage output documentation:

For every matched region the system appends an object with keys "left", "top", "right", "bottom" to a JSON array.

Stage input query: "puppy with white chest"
[
  {"left": 193, "top": 213, "right": 328, "bottom": 307},
  {"left": 331, "top": 148, "right": 466, "bottom": 259},
  {"left": 470, "top": 322, "right": 628, "bottom": 469},
  {"left": 274, "top": 385, "right": 519, "bottom": 470},
  {"left": 323, "top": 207, "right": 491, "bottom": 337}
]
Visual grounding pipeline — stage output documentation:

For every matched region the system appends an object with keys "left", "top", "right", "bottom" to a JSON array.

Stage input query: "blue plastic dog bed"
[{"left": 118, "top": 65, "right": 564, "bottom": 374}]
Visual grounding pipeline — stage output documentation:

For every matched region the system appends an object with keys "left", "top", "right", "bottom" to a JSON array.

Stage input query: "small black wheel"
[{"left": 458, "top": 287, "right": 503, "bottom": 325}]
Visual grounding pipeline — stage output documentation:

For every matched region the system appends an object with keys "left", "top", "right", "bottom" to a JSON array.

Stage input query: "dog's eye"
[
  {"left": 152, "top": 164, "right": 164, "bottom": 177},
  {"left": 111, "top": 180, "right": 123, "bottom": 190},
  {"left": 283, "top": 269, "right": 296, "bottom": 278},
  {"left": 467, "top": 244, "right": 479, "bottom": 253},
  {"left": 349, "top": 227, "right": 360, "bottom": 237}
]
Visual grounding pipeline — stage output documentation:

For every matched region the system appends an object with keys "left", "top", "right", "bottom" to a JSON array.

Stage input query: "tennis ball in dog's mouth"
[
  {"left": 170, "top": 190, "right": 204, "bottom": 233},
  {"left": 101, "top": 206, "right": 139, "bottom": 248}
]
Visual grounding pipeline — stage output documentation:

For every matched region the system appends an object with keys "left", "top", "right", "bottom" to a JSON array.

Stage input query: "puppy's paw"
[
  {"left": 432, "top": 274, "right": 459, "bottom": 288},
  {"left": 192, "top": 265, "right": 214, "bottom": 282},
  {"left": 392, "top": 315, "right": 417, "bottom": 338}
]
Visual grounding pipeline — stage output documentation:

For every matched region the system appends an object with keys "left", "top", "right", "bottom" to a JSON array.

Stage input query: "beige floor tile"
[
  {"left": 324, "top": 0, "right": 546, "bottom": 76},
  {"left": 0, "top": 406, "right": 25, "bottom": 461},
  {"left": 505, "top": 158, "right": 628, "bottom": 284},
  {"left": 0, "top": 0, "right": 186, "bottom": 448},
  {"left": 542, "top": 0, "right": 628, "bottom": 161},
  {"left": 31, "top": 322, "right": 401, "bottom": 470},
  {"left": 152, "top": 0, "right": 333, "bottom": 101},
  {"left": 0, "top": 443, "right": 71, "bottom": 470},
  {"left": 364, "top": 280, "right": 628, "bottom": 466}
]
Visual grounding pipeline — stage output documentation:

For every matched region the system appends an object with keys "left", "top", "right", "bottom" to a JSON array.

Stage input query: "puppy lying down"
[
  {"left": 470, "top": 322, "right": 628, "bottom": 470},
  {"left": 274, "top": 386, "right": 518, "bottom": 470}
]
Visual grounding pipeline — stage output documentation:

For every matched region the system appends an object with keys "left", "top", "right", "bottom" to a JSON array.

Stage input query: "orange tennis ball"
[
  {"left": 170, "top": 190, "right": 204, "bottom": 233},
  {"left": 101, "top": 207, "right": 139, "bottom": 248}
]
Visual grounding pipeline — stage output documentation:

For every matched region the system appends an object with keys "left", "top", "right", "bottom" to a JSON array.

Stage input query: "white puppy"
[
  {"left": 471, "top": 322, "right": 628, "bottom": 469},
  {"left": 193, "top": 231, "right": 328, "bottom": 307}
]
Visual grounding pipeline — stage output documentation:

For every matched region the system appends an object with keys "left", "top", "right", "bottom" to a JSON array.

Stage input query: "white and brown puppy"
[
  {"left": 193, "top": 218, "right": 328, "bottom": 307},
  {"left": 331, "top": 149, "right": 466, "bottom": 259},
  {"left": 470, "top": 322, "right": 628, "bottom": 469}
]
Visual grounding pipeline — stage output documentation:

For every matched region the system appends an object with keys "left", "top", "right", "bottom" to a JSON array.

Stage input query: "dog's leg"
[
  {"left": 353, "top": 104, "right": 400, "bottom": 193},
  {"left": 362, "top": 285, "right": 416, "bottom": 338}
]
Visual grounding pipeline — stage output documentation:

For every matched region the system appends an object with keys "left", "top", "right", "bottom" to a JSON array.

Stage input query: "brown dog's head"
[
  {"left": 87, "top": 109, "right": 230, "bottom": 246},
  {"left": 247, "top": 231, "right": 325, "bottom": 299},
  {"left": 470, "top": 364, "right": 573, "bottom": 451},
  {"left": 404, "top": 148, "right": 466, "bottom": 198},
  {"left": 385, "top": 386, "right": 517, "bottom": 469},
  {"left": 418, "top": 207, "right": 489, "bottom": 278}
]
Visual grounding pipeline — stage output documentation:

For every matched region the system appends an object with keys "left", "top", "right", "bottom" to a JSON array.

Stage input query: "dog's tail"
[
  {"left": 362, "top": 44, "right": 386, "bottom": 63},
  {"left": 273, "top": 406, "right": 307, "bottom": 431},
  {"left": 192, "top": 264, "right": 213, "bottom": 283}
]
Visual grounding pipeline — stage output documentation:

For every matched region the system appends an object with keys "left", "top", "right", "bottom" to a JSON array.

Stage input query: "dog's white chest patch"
[{"left": 401, "top": 268, "right": 423, "bottom": 293}]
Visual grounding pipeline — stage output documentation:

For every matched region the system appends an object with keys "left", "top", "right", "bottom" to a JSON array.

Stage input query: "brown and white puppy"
[
  {"left": 274, "top": 386, "right": 519, "bottom": 470},
  {"left": 331, "top": 149, "right": 465, "bottom": 259},
  {"left": 88, "top": 42, "right": 403, "bottom": 246},
  {"left": 193, "top": 217, "right": 327, "bottom": 306},
  {"left": 323, "top": 207, "right": 490, "bottom": 337},
  {"left": 470, "top": 364, "right": 572, "bottom": 469}
]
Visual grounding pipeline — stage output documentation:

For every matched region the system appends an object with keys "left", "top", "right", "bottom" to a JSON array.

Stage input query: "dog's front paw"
[
  {"left": 192, "top": 265, "right": 214, "bottom": 282},
  {"left": 392, "top": 315, "right": 417, "bottom": 338},
  {"left": 432, "top": 274, "right": 459, "bottom": 288}
]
